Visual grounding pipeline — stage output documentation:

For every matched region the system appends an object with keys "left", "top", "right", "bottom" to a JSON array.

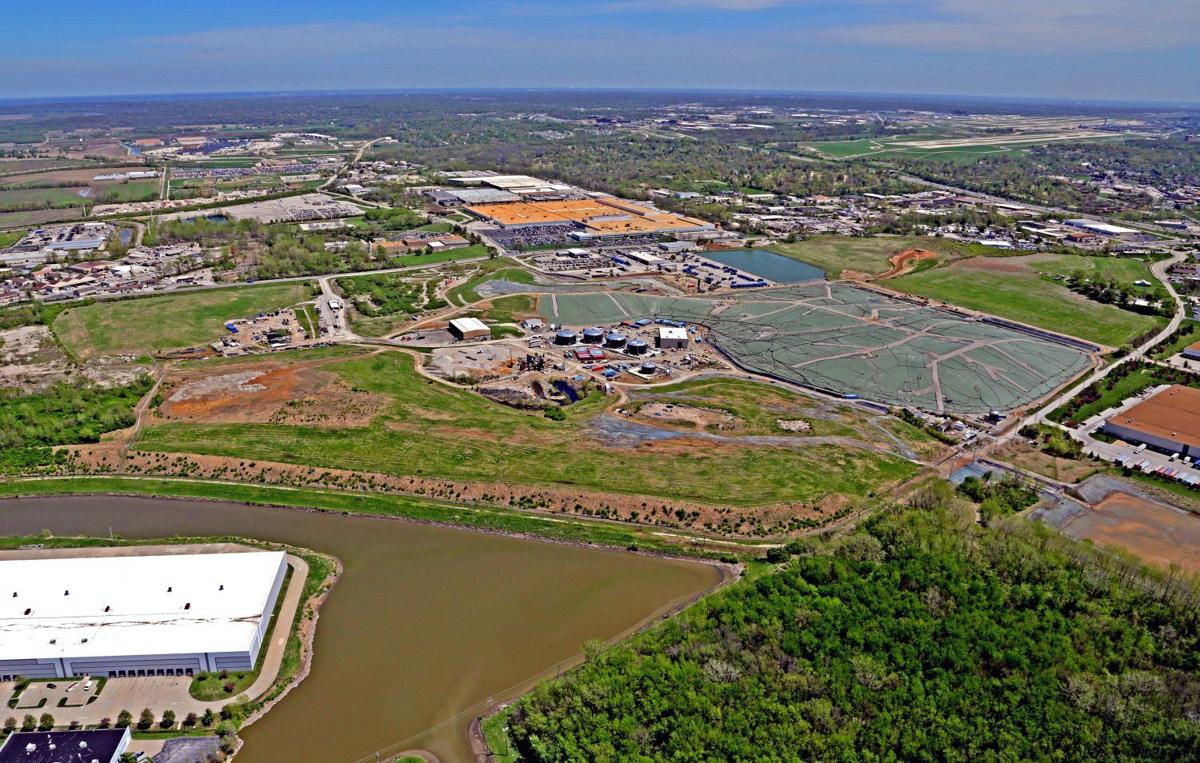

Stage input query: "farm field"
[
  {"left": 0, "top": 158, "right": 97, "bottom": 176},
  {"left": 0, "top": 186, "right": 89, "bottom": 210},
  {"left": 888, "top": 255, "right": 1161, "bottom": 347},
  {"left": 52, "top": 282, "right": 315, "bottom": 359},
  {"left": 135, "top": 350, "right": 922, "bottom": 514},
  {"left": 769, "top": 235, "right": 986, "bottom": 279},
  {"left": 0, "top": 166, "right": 142, "bottom": 186},
  {"left": 0, "top": 206, "right": 86, "bottom": 229}
]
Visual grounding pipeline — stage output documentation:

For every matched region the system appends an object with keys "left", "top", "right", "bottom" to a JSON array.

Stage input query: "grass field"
[
  {"left": 888, "top": 258, "right": 1161, "bottom": 347},
  {"left": 480, "top": 294, "right": 537, "bottom": 323},
  {"left": 0, "top": 230, "right": 23, "bottom": 248},
  {"left": 0, "top": 186, "right": 88, "bottom": 211},
  {"left": 0, "top": 206, "right": 86, "bottom": 229},
  {"left": 92, "top": 180, "right": 159, "bottom": 204},
  {"left": 769, "top": 235, "right": 988, "bottom": 278},
  {"left": 1037, "top": 253, "right": 1167, "bottom": 291},
  {"left": 135, "top": 351, "right": 919, "bottom": 508},
  {"left": 385, "top": 244, "right": 491, "bottom": 270},
  {"left": 447, "top": 259, "right": 533, "bottom": 305},
  {"left": 52, "top": 282, "right": 315, "bottom": 359},
  {"left": 625, "top": 376, "right": 941, "bottom": 454}
]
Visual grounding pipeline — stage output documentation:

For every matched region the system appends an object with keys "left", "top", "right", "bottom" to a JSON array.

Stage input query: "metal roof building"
[
  {"left": 1104, "top": 385, "right": 1200, "bottom": 458},
  {"left": 448, "top": 317, "right": 491, "bottom": 340},
  {"left": 0, "top": 551, "right": 288, "bottom": 680}
]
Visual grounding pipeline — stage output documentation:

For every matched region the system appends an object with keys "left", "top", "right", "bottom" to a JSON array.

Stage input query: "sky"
[{"left": 3, "top": 1, "right": 1197, "bottom": 103}]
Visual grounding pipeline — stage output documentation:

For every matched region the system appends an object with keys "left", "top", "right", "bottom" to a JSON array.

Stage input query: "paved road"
[{"left": 992, "top": 250, "right": 1190, "bottom": 450}]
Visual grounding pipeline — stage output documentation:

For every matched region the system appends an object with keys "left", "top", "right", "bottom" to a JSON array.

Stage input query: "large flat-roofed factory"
[
  {"left": 1104, "top": 385, "right": 1200, "bottom": 458},
  {"left": 429, "top": 171, "right": 713, "bottom": 249},
  {"left": 0, "top": 550, "right": 288, "bottom": 680}
]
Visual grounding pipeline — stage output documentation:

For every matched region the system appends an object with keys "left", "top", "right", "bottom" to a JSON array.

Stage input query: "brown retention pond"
[{"left": 0, "top": 496, "right": 722, "bottom": 762}]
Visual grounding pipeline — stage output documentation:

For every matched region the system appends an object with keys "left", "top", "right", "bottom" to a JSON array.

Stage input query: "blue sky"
[{"left": 4, "top": 1, "right": 1197, "bottom": 102}]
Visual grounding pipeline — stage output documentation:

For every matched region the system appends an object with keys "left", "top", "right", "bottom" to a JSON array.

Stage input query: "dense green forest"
[
  {"left": 505, "top": 499, "right": 1200, "bottom": 761},
  {"left": 0, "top": 376, "right": 153, "bottom": 450}
]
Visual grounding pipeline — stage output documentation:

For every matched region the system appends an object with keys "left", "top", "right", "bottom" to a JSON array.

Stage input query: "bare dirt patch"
[
  {"left": 634, "top": 402, "right": 737, "bottom": 431},
  {"left": 776, "top": 418, "right": 812, "bottom": 433},
  {"left": 878, "top": 248, "right": 938, "bottom": 279},
  {"left": 159, "top": 363, "right": 386, "bottom": 427},
  {"left": 950, "top": 252, "right": 1060, "bottom": 276},
  {"left": 428, "top": 343, "right": 522, "bottom": 380},
  {"left": 993, "top": 441, "right": 1100, "bottom": 484},
  {"left": 0, "top": 325, "right": 72, "bottom": 391},
  {"left": 1062, "top": 491, "right": 1200, "bottom": 574}
]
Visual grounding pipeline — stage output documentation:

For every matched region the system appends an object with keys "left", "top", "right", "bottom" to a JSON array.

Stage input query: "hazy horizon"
[{"left": 4, "top": 1, "right": 1197, "bottom": 102}]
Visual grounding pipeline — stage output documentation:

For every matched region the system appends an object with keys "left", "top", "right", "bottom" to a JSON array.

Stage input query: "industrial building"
[
  {"left": 465, "top": 196, "right": 712, "bottom": 237},
  {"left": 1104, "top": 385, "right": 1200, "bottom": 457},
  {"left": 0, "top": 550, "right": 288, "bottom": 680},
  {"left": 0, "top": 729, "right": 131, "bottom": 763},
  {"left": 448, "top": 317, "right": 491, "bottom": 341},
  {"left": 657, "top": 326, "right": 689, "bottom": 350},
  {"left": 1064, "top": 219, "right": 1142, "bottom": 239}
]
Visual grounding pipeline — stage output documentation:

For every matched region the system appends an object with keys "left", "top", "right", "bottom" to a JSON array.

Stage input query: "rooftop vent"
[
  {"left": 184, "top": 602, "right": 191, "bottom": 610},
  {"left": 24, "top": 607, "right": 31, "bottom": 615}
]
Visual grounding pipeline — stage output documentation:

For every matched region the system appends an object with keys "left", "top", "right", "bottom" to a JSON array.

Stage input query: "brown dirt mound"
[
  {"left": 159, "top": 363, "right": 386, "bottom": 427},
  {"left": 877, "top": 248, "right": 938, "bottom": 279}
]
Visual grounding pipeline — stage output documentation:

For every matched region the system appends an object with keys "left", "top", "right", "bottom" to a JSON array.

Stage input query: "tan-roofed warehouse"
[{"left": 1103, "top": 385, "right": 1200, "bottom": 457}]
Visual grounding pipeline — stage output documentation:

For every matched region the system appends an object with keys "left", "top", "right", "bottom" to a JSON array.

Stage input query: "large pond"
[
  {"left": 703, "top": 248, "right": 825, "bottom": 283},
  {"left": 0, "top": 496, "right": 720, "bottom": 762}
]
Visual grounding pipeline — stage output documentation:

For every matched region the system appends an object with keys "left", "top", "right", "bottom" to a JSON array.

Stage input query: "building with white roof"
[
  {"left": 657, "top": 326, "right": 688, "bottom": 350},
  {"left": 448, "top": 316, "right": 491, "bottom": 340},
  {"left": 0, "top": 551, "right": 288, "bottom": 679}
]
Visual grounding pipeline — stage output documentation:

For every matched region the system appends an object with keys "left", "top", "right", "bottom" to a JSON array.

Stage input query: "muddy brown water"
[{"left": 0, "top": 496, "right": 721, "bottom": 762}]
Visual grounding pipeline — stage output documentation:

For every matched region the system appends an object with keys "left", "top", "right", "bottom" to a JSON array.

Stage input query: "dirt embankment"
[
  {"left": 840, "top": 248, "right": 937, "bottom": 282},
  {"left": 61, "top": 446, "right": 854, "bottom": 539}
]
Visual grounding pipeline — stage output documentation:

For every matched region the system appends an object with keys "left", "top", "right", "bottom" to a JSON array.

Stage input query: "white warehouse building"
[{"left": 0, "top": 550, "right": 288, "bottom": 680}]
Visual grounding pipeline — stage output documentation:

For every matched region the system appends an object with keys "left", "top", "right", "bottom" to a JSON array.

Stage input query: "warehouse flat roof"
[
  {"left": 466, "top": 197, "right": 711, "bottom": 234},
  {"left": 0, "top": 729, "right": 130, "bottom": 763},
  {"left": 0, "top": 551, "right": 286, "bottom": 661},
  {"left": 1108, "top": 385, "right": 1200, "bottom": 450}
]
